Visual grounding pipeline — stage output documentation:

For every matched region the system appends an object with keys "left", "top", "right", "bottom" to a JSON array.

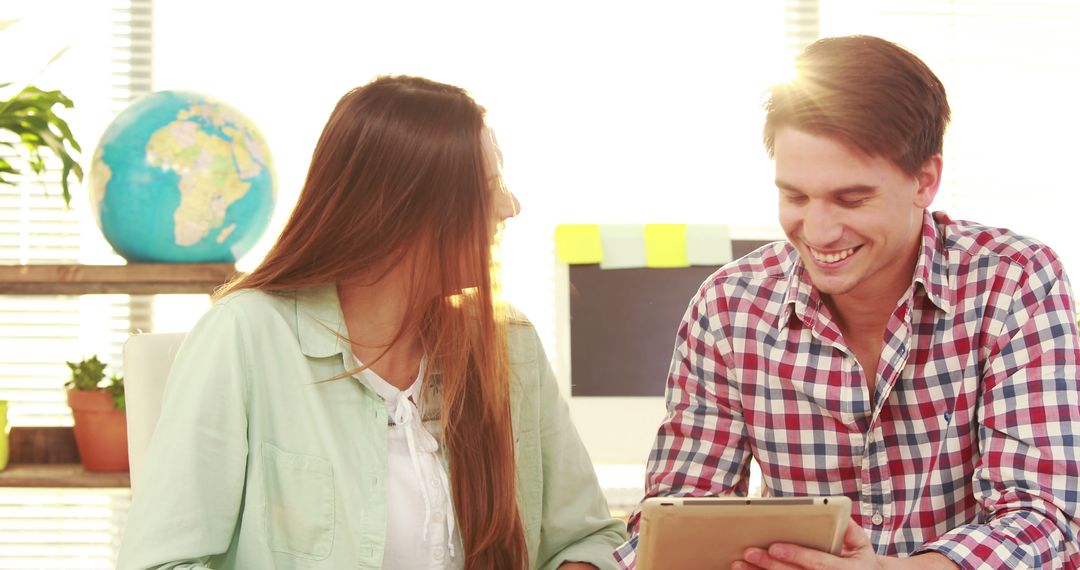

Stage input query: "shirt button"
[
  {"left": 433, "top": 511, "right": 445, "bottom": 523},
  {"left": 871, "top": 511, "right": 884, "bottom": 525},
  {"left": 433, "top": 547, "right": 445, "bottom": 561},
  {"left": 430, "top": 475, "right": 441, "bottom": 489}
]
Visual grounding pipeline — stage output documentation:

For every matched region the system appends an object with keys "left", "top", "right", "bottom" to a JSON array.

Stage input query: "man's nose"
[{"left": 802, "top": 202, "right": 842, "bottom": 246}]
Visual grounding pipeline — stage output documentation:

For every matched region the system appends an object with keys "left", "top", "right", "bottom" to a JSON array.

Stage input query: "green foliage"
[
  {"left": 0, "top": 21, "right": 83, "bottom": 207},
  {"left": 0, "top": 83, "right": 83, "bottom": 207},
  {"left": 65, "top": 355, "right": 106, "bottom": 390},
  {"left": 65, "top": 355, "right": 125, "bottom": 412},
  {"left": 105, "top": 373, "right": 125, "bottom": 412}
]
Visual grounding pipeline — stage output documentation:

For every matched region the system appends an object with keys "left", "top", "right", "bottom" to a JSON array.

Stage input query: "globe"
[{"left": 87, "top": 90, "right": 276, "bottom": 263}]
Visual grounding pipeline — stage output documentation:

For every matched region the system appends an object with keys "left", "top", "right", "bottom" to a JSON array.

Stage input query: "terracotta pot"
[{"left": 67, "top": 389, "right": 129, "bottom": 472}]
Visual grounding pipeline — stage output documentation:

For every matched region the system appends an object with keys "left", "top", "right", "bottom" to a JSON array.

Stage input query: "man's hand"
[{"left": 731, "top": 520, "right": 959, "bottom": 569}]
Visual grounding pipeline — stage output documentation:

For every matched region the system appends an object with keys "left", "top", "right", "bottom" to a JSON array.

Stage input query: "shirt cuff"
[
  {"left": 546, "top": 541, "right": 622, "bottom": 570},
  {"left": 613, "top": 535, "right": 638, "bottom": 569},
  {"left": 914, "top": 520, "right": 1061, "bottom": 569}
]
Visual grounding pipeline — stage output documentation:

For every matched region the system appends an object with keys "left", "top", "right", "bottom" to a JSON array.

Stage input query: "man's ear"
[{"left": 913, "top": 154, "right": 943, "bottom": 208}]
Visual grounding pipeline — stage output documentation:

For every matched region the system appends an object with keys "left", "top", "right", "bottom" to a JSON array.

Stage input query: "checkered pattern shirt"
[{"left": 615, "top": 211, "right": 1080, "bottom": 569}]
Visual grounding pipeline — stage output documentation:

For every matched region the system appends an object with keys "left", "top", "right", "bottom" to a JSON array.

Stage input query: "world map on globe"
[{"left": 88, "top": 90, "right": 276, "bottom": 263}]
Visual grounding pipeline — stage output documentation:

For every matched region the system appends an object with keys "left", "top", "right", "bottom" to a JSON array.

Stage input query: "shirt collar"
[
  {"left": 294, "top": 283, "right": 351, "bottom": 358},
  {"left": 778, "top": 209, "right": 953, "bottom": 330},
  {"left": 914, "top": 210, "right": 953, "bottom": 316},
  {"left": 778, "top": 261, "right": 816, "bottom": 331}
]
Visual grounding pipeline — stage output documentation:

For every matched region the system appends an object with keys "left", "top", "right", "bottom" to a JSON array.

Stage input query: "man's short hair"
[{"left": 763, "top": 35, "right": 951, "bottom": 176}]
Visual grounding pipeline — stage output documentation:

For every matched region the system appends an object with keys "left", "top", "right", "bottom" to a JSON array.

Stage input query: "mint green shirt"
[{"left": 117, "top": 286, "right": 625, "bottom": 569}]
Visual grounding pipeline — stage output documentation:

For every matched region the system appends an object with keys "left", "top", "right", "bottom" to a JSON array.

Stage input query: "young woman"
[{"left": 118, "top": 76, "right": 624, "bottom": 569}]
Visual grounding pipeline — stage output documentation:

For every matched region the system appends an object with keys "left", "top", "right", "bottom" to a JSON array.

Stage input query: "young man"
[{"left": 615, "top": 36, "right": 1080, "bottom": 569}]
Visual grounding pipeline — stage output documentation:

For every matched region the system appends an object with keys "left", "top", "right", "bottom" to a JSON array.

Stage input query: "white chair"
[{"left": 122, "top": 332, "right": 186, "bottom": 493}]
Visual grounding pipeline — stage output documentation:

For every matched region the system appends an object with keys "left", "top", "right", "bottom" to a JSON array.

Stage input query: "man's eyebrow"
[{"left": 775, "top": 181, "right": 879, "bottom": 196}]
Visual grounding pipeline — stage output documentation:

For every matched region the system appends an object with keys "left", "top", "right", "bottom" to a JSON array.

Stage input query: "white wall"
[{"left": 153, "top": 0, "right": 793, "bottom": 464}]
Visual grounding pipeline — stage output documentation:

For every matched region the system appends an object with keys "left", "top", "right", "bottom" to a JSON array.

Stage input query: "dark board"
[{"left": 569, "top": 239, "right": 774, "bottom": 397}]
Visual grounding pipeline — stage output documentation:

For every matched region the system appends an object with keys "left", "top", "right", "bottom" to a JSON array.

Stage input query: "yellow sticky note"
[
  {"left": 555, "top": 224, "right": 603, "bottom": 264},
  {"left": 644, "top": 224, "right": 689, "bottom": 267}
]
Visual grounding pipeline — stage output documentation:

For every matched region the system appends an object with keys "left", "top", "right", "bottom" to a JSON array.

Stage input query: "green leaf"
[
  {"left": 66, "top": 355, "right": 109, "bottom": 390},
  {"left": 60, "top": 159, "right": 81, "bottom": 206},
  {"left": 0, "top": 82, "right": 83, "bottom": 207},
  {"left": 106, "top": 374, "right": 125, "bottom": 411},
  {"left": 46, "top": 46, "right": 72, "bottom": 67},
  {"left": 28, "top": 154, "right": 44, "bottom": 175}
]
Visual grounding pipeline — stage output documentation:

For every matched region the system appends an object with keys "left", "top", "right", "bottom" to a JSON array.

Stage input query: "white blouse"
[{"left": 354, "top": 356, "right": 463, "bottom": 570}]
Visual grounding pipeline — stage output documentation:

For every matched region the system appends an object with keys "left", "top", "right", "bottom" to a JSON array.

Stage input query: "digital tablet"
[{"left": 636, "top": 496, "right": 852, "bottom": 570}]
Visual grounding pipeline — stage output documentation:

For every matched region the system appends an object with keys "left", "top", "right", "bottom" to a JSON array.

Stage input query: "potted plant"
[
  {"left": 0, "top": 84, "right": 83, "bottom": 207},
  {"left": 65, "top": 355, "right": 128, "bottom": 472},
  {"left": 0, "top": 20, "right": 83, "bottom": 207}
]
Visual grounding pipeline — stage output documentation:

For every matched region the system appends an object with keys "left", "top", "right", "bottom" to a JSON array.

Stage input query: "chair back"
[{"left": 122, "top": 332, "right": 186, "bottom": 493}]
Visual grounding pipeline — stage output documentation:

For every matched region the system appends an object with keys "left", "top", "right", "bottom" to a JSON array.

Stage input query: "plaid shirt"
[{"left": 615, "top": 211, "right": 1080, "bottom": 569}]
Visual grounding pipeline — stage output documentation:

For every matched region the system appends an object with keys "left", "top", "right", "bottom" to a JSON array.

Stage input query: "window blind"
[
  {"left": 0, "top": 489, "right": 129, "bottom": 569},
  {"left": 0, "top": 1, "right": 151, "bottom": 568},
  {"left": 0, "top": 0, "right": 153, "bottom": 428},
  {"left": 786, "top": 0, "right": 821, "bottom": 52}
]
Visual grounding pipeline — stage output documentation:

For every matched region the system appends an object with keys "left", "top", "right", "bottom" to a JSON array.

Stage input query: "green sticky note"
[
  {"left": 686, "top": 224, "right": 733, "bottom": 266},
  {"left": 600, "top": 224, "right": 647, "bottom": 269},
  {"left": 644, "top": 224, "right": 688, "bottom": 267},
  {"left": 555, "top": 224, "right": 603, "bottom": 264}
]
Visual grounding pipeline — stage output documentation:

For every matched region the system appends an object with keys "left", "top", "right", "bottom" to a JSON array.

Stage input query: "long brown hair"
[{"left": 220, "top": 76, "right": 527, "bottom": 568}]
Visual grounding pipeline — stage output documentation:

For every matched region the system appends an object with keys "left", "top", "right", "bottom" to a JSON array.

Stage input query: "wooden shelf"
[
  {"left": 0, "top": 425, "right": 129, "bottom": 487},
  {"left": 0, "top": 464, "right": 129, "bottom": 488},
  {"left": 0, "top": 426, "right": 129, "bottom": 488},
  {"left": 0, "top": 263, "right": 238, "bottom": 295}
]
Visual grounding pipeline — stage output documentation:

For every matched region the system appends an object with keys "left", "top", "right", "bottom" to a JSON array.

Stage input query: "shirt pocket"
[{"left": 261, "top": 443, "right": 336, "bottom": 560}]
